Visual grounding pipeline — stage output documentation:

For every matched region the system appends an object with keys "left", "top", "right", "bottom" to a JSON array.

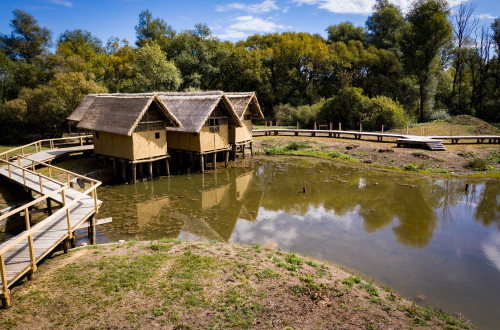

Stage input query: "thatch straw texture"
[
  {"left": 226, "top": 92, "right": 264, "bottom": 119},
  {"left": 76, "top": 95, "right": 180, "bottom": 136},
  {"left": 67, "top": 94, "right": 98, "bottom": 122},
  {"left": 156, "top": 91, "right": 243, "bottom": 133}
]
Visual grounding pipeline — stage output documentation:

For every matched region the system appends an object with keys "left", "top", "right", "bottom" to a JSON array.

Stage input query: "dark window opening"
[
  {"left": 155, "top": 132, "right": 160, "bottom": 139},
  {"left": 209, "top": 118, "right": 220, "bottom": 133},
  {"left": 244, "top": 114, "right": 252, "bottom": 120},
  {"left": 95, "top": 131, "right": 99, "bottom": 139}
]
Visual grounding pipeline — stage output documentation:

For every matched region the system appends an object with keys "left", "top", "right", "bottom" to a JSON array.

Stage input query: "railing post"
[
  {"left": 61, "top": 189, "right": 72, "bottom": 239},
  {"left": 0, "top": 255, "right": 11, "bottom": 307},
  {"left": 22, "top": 168, "right": 27, "bottom": 186},
  {"left": 18, "top": 157, "right": 21, "bottom": 167},
  {"left": 91, "top": 184, "right": 98, "bottom": 214},
  {"left": 24, "top": 207, "right": 37, "bottom": 276},
  {"left": 22, "top": 148, "right": 24, "bottom": 156},
  {"left": 80, "top": 136, "right": 83, "bottom": 146},
  {"left": 67, "top": 173, "right": 70, "bottom": 185},
  {"left": 32, "top": 159, "right": 35, "bottom": 171},
  {"left": 49, "top": 167, "right": 52, "bottom": 178},
  {"left": 39, "top": 176, "right": 44, "bottom": 194},
  {"left": 7, "top": 162, "right": 11, "bottom": 179}
]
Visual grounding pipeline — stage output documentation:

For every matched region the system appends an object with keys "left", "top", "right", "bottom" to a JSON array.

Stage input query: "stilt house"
[
  {"left": 225, "top": 92, "right": 264, "bottom": 157},
  {"left": 156, "top": 91, "right": 243, "bottom": 172},
  {"left": 73, "top": 94, "right": 181, "bottom": 180}
]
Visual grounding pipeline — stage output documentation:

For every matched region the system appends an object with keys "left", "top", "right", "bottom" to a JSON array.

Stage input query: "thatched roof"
[
  {"left": 226, "top": 92, "right": 264, "bottom": 119},
  {"left": 156, "top": 91, "right": 243, "bottom": 133},
  {"left": 67, "top": 94, "right": 98, "bottom": 122},
  {"left": 76, "top": 95, "right": 181, "bottom": 136}
]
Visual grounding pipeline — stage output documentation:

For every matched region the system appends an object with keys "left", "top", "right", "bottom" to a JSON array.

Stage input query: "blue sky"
[{"left": 1, "top": 0, "right": 499, "bottom": 45}]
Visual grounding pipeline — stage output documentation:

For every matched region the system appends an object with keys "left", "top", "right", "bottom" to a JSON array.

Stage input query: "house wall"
[
  {"left": 230, "top": 107, "right": 253, "bottom": 144},
  {"left": 167, "top": 131, "right": 201, "bottom": 152},
  {"left": 93, "top": 130, "right": 166, "bottom": 161},
  {"left": 132, "top": 130, "right": 167, "bottom": 160}
]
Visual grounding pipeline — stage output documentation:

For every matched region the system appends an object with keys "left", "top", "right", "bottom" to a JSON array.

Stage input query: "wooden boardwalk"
[
  {"left": 0, "top": 142, "right": 101, "bottom": 307},
  {"left": 253, "top": 129, "right": 500, "bottom": 151}
]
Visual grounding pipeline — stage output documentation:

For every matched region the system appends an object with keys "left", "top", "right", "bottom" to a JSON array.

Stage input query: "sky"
[{"left": 0, "top": 0, "right": 499, "bottom": 46}]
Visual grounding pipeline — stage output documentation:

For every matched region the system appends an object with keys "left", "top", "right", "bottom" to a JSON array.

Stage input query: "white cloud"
[
  {"left": 292, "top": 0, "right": 469, "bottom": 15},
  {"left": 216, "top": 0, "right": 279, "bottom": 14},
  {"left": 217, "top": 29, "right": 248, "bottom": 40},
  {"left": 483, "top": 233, "right": 500, "bottom": 274},
  {"left": 476, "top": 14, "right": 496, "bottom": 20},
  {"left": 48, "top": 0, "right": 73, "bottom": 7},
  {"left": 228, "top": 15, "right": 286, "bottom": 32}
]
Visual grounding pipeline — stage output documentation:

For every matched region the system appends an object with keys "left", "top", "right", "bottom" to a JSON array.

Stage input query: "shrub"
[
  {"left": 319, "top": 87, "right": 369, "bottom": 129},
  {"left": 466, "top": 158, "right": 491, "bottom": 171},
  {"left": 363, "top": 95, "right": 407, "bottom": 130},
  {"left": 284, "top": 141, "right": 309, "bottom": 151},
  {"left": 429, "top": 109, "right": 450, "bottom": 121}
]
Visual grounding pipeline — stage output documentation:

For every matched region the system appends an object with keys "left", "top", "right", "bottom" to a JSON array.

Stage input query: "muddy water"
[{"left": 13, "top": 157, "right": 500, "bottom": 328}]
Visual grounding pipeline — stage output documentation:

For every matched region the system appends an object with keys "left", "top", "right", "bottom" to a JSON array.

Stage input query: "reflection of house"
[
  {"left": 226, "top": 92, "right": 264, "bottom": 158},
  {"left": 157, "top": 92, "right": 243, "bottom": 172},
  {"left": 69, "top": 94, "right": 181, "bottom": 182}
]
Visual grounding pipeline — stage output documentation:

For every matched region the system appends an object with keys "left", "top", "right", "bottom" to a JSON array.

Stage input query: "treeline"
[{"left": 0, "top": 0, "right": 499, "bottom": 142}]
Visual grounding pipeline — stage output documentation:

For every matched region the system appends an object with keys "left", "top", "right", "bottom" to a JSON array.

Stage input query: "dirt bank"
[{"left": 0, "top": 240, "right": 472, "bottom": 329}]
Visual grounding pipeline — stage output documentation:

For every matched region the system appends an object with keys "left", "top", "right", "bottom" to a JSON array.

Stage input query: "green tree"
[
  {"left": 103, "top": 38, "right": 135, "bottom": 92},
  {"left": 135, "top": 10, "right": 175, "bottom": 49},
  {"left": 0, "top": 9, "right": 51, "bottom": 63},
  {"left": 401, "top": 0, "right": 452, "bottom": 122},
  {"left": 131, "top": 42, "right": 181, "bottom": 92},
  {"left": 326, "top": 22, "right": 366, "bottom": 43},
  {"left": 365, "top": 0, "right": 405, "bottom": 51}
]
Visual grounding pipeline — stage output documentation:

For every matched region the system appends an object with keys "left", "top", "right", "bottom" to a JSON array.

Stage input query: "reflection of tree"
[
  {"left": 256, "top": 159, "right": 452, "bottom": 247},
  {"left": 475, "top": 182, "right": 500, "bottom": 230}
]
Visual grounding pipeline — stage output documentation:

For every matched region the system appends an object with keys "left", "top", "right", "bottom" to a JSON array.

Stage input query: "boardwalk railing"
[
  {"left": 0, "top": 135, "right": 93, "bottom": 161},
  {"left": 0, "top": 140, "right": 100, "bottom": 307}
]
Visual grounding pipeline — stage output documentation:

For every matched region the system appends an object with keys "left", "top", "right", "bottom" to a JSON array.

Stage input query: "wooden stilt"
[
  {"left": 250, "top": 142, "right": 254, "bottom": 156},
  {"left": 70, "top": 231, "right": 76, "bottom": 248},
  {"left": 121, "top": 162, "right": 127, "bottom": 182},
  {"left": 139, "top": 163, "right": 143, "bottom": 177},
  {"left": 155, "top": 160, "right": 160, "bottom": 175},
  {"left": 47, "top": 198, "right": 52, "bottom": 215},
  {"left": 232, "top": 144, "right": 237, "bottom": 160},
  {"left": 189, "top": 152, "right": 194, "bottom": 172},
  {"left": 112, "top": 159, "right": 117, "bottom": 178},
  {"left": 132, "top": 164, "right": 137, "bottom": 183},
  {"left": 212, "top": 152, "right": 217, "bottom": 170},
  {"left": 148, "top": 162, "right": 153, "bottom": 180},
  {"left": 200, "top": 154, "right": 205, "bottom": 173},
  {"left": 165, "top": 158, "right": 170, "bottom": 176},
  {"left": 63, "top": 238, "right": 71, "bottom": 254},
  {"left": 88, "top": 215, "right": 96, "bottom": 245},
  {"left": 242, "top": 145, "right": 245, "bottom": 159},
  {"left": 225, "top": 151, "right": 229, "bottom": 168}
]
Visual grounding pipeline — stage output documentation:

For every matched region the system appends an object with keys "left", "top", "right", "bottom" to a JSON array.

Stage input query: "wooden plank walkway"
[
  {"left": 253, "top": 129, "right": 500, "bottom": 150},
  {"left": 0, "top": 145, "right": 101, "bottom": 306}
]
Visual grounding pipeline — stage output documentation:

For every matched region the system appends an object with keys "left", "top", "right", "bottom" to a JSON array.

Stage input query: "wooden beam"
[
  {"left": 200, "top": 154, "right": 204, "bottom": 173},
  {"left": 212, "top": 152, "right": 217, "bottom": 170}
]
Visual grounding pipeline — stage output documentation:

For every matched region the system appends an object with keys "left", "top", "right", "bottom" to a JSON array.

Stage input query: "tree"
[
  {"left": 401, "top": 0, "right": 452, "bottom": 122},
  {"left": 135, "top": 10, "right": 175, "bottom": 49},
  {"left": 58, "top": 29, "right": 105, "bottom": 54},
  {"left": 103, "top": 38, "right": 135, "bottom": 92},
  {"left": 131, "top": 42, "right": 181, "bottom": 92},
  {"left": 326, "top": 22, "right": 366, "bottom": 44},
  {"left": 366, "top": 0, "right": 405, "bottom": 51},
  {"left": 0, "top": 9, "right": 51, "bottom": 63}
]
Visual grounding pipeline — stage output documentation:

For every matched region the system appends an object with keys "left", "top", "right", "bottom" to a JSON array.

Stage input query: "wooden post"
[
  {"left": 80, "top": 136, "right": 83, "bottom": 146},
  {"left": 24, "top": 207, "right": 37, "bottom": 277},
  {"left": 132, "top": 164, "right": 137, "bottom": 183},
  {"left": 165, "top": 158, "right": 170, "bottom": 176},
  {"left": 406, "top": 126, "right": 409, "bottom": 135},
  {"left": 189, "top": 152, "right": 194, "bottom": 172},
  {"left": 200, "top": 154, "right": 205, "bottom": 173},
  {"left": 270, "top": 120, "right": 272, "bottom": 127},
  {"left": 121, "top": 162, "right": 127, "bottom": 182},
  {"left": 39, "top": 176, "right": 43, "bottom": 194},
  {"left": 92, "top": 186, "right": 98, "bottom": 214},
  {"left": 139, "top": 163, "right": 143, "bottom": 177},
  {"left": 250, "top": 142, "right": 254, "bottom": 156},
  {"left": 232, "top": 144, "right": 237, "bottom": 160},
  {"left": 22, "top": 168, "right": 26, "bottom": 186},
  {"left": 314, "top": 122, "right": 317, "bottom": 130},
  {"left": 329, "top": 122, "right": 333, "bottom": 137},
  {"left": 339, "top": 122, "right": 342, "bottom": 131},
  {"left": 61, "top": 190, "right": 72, "bottom": 239},
  {"left": 242, "top": 145, "right": 245, "bottom": 159},
  {"left": 47, "top": 198, "right": 52, "bottom": 215},
  {"left": 381, "top": 125, "right": 384, "bottom": 133},
  {"left": 155, "top": 160, "right": 160, "bottom": 175},
  {"left": 296, "top": 122, "right": 299, "bottom": 129},
  {"left": 360, "top": 123, "right": 362, "bottom": 132},
  {"left": 0, "top": 255, "right": 11, "bottom": 308},
  {"left": 112, "top": 159, "right": 117, "bottom": 178},
  {"left": 88, "top": 215, "right": 96, "bottom": 245},
  {"left": 148, "top": 162, "right": 153, "bottom": 180},
  {"left": 225, "top": 150, "right": 229, "bottom": 168},
  {"left": 212, "top": 152, "right": 217, "bottom": 170}
]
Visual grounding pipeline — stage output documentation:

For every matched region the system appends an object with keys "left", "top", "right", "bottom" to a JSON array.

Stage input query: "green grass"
[{"left": 466, "top": 158, "right": 495, "bottom": 171}]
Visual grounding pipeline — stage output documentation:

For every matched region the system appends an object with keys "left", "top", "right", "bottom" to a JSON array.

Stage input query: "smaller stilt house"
[
  {"left": 226, "top": 92, "right": 264, "bottom": 158},
  {"left": 75, "top": 94, "right": 181, "bottom": 182},
  {"left": 157, "top": 91, "right": 243, "bottom": 172}
]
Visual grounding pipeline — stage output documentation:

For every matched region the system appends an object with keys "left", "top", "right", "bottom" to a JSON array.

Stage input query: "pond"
[{"left": 11, "top": 157, "right": 500, "bottom": 328}]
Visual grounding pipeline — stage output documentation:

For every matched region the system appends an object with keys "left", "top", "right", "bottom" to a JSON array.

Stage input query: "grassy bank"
[{"left": 0, "top": 240, "right": 472, "bottom": 329}]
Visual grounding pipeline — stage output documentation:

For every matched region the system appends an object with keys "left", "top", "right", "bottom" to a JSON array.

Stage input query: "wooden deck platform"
[{"left": 0, "top": 144, "right": 101, "bottom": 306}]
